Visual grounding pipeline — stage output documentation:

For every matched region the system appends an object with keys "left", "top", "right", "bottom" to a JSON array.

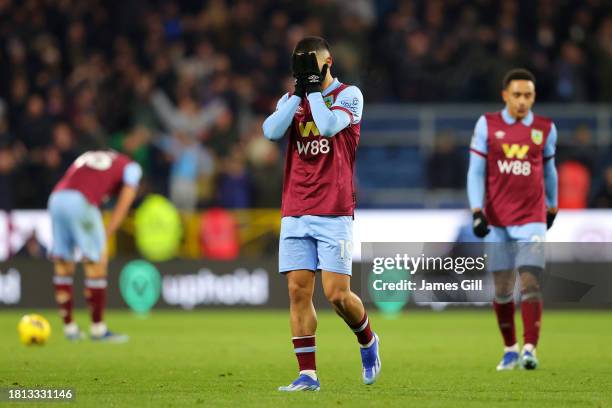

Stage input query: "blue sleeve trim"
[
  {"left": 470, "top": 116, "right": 488, "bottom": 154},
  {"left": 307, "top": 92, "right": 350, "bottom": 137},
  {"left": 123, "top": 162, "right": 142, "bottom": 187},
  {"left": 544, "top": 158, "right": 558, "bottom": 208},
  {"left": 543, "top": 123, "right": 557, "bottom": 158},
  {"left": 262, "top": 95, "right": 300, "bottom": 140},
  {"left": 331, "top": 85, "right": 364, "bottom": 125},
  {"left": 467, "top": 152, "right": 486, "bottom": 210}
]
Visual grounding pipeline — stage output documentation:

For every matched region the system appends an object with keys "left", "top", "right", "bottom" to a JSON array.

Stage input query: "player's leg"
[
  {"left": 53, "top": 260, "right": 83, "bottom": 340},
  {"left": 321, "top": 272, "right": 380, "bottom": 384},
  {"left": 314, "top": 216, "right": 380, "bottom": 385},
  {"left": 48, "top": 191, "right": 84, "bottom": 340},
  {"left": 73, "top": 201, "right": 127, "bottom": 342},
  {"left": 279, "top": 269, "right": 319, "bottom": 391},
  {"left": 486, "top": 226, "right": 520, "bottom": 370},
  {"left": 278, "top": 217, "right": 320, "bottom": 391},
  {"left": 287, "top": 270, "right": 317, "bottom": 338},
  {"left": 321, "top": 271, "right": 370, "bottom": 339},
  {"left": 492, "top": 269, "right": 519, "bottom": 370},
  {"left": 517, "top": 266, "right": 543, "bottom": 369},
  {"left": 512, "top": 222, "right": 547, "bottom": 369}
]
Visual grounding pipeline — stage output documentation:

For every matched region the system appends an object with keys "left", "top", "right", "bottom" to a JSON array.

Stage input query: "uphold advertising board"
[
  {"left": 0, "top": 259, "right": 290, "bottom": 310},
  {"left": 2, "top": 249, "right": 611, "bottom": 311}
]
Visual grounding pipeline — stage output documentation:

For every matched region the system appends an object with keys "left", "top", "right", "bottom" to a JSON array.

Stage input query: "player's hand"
[
  {"left": 546, "top": 208, "right": 558, "bottom": 229},
  {"left": 472, "top": 210, "right": 490, "bottom": 238},
  {"left": 291, "top": 52, "right": 307, "bottom": 98},
  {"left": 293, "top": 52, "right": 327, "bottom": 96}
]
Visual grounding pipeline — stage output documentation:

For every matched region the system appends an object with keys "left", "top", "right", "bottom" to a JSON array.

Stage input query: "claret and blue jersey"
[
  {"left": 467, "top": 108, "right": 558, "bottom": 271},
  {"left": 468, "top": 108, "right": 558, "bottom": 232},
  {"left": 48, "top": 151, "right": 142, "bottom": 262},
  {"left": 262, "top": 78, "right": 363, "bottom": 275}
]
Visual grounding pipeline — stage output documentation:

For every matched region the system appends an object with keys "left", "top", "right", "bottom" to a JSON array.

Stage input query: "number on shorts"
[{"left": 339, "top": 239, "right": 353, "bottom": 261}]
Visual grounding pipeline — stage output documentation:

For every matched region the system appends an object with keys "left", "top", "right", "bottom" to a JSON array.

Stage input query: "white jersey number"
[{"left": 74, "top": 151, "right": 117, "bottom": 171}]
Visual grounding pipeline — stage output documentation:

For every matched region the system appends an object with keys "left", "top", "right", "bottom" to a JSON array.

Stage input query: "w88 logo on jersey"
[
  {"left": 297, "top": 121, "right": 332, "bottom": 157},
  {"left": 296, "top": 138, "right": 331, "bottom": 156},
  {"left": 497, "top": 159, "right": 531, "bottom": 176}
]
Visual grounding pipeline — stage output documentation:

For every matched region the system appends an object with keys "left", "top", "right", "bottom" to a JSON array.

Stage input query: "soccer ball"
[{"left": 17, "top": 314, "right": 51, "bottom": 345}]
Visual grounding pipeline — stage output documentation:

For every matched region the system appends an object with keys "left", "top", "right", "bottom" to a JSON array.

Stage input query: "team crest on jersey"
[
  {"left": 495, "top": 130, "right": 505, "bottom": 139},
  {"left": 531, "top": 129, "right": 543, "bottom": 145},
  {"left": 323, "top": 95, "right": 334, "bottom": 108}
]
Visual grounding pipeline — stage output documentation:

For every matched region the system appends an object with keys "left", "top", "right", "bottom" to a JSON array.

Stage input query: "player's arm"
[
  {"left": 307, "top": 86, "right": 363, "bottom": 137},
  {"left": 262, "top": 93, "right": 300, "bottom": 141},
  {"left": 467, "top": 116, "right": 488, "bottom": 211},
  {"left": 467, "top": 116, "right": 490, "bottom": 237},
  {"left": 543, "top": 124, "right": 559, "bottom": 229},
  {"left": 105, "top": 162, "right": 142, "bottom": 237},
  {"left": 194, "top": 99, "right": 227, "bottom": 132},
  {"left": 151, "top": 90, "right": 180, "bottom": 131}
]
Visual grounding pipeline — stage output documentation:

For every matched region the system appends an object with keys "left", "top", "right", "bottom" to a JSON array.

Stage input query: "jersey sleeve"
[
  {"left": 470, "top": 116, "right": 488, "bottom": 156},
  {"left": 543, "top": 123, "right": 557, "bottom": 160},
  {"left": 262, "top": 93, "right": 300, "bottom": 141},
  {"left": 275, "top": 93, "right": 291, "bottom": 110},
  {"left": 467, "top": 153, "right": 486, "bottom": 210},
  {"left": 330, "top": 85, "right": 364, "bottom": 125},
  {"left": 122, "top": 162, "right": 143, "bottom": 187}
]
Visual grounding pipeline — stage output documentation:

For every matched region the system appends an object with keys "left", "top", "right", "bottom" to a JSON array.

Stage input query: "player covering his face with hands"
[{"left": 262, "top": 37, "right": 380, "bottom": 392}]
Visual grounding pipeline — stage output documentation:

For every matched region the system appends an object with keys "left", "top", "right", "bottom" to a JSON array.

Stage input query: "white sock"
[
  {"left": 64, "top": 322, "right": 79, "bottom": 336},
  {"left": 299, "top": 370, "right": 317, "bottom": 381},
  {"left": 523, "top": 343, "right": 536, "bottom": 353},
  {"left": 90, "top": 322, "right": 107, "bottom": 337},
  {"left": 504, "top": 343, "right": 519, "bottom": 353}
]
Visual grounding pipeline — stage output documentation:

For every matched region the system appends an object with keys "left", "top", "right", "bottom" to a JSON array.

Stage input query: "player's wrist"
[
  {"left": 293, "top": 81, "right": 306, "bottom": 98},
  {"left": 304, "top": 84, "right": 323, "bottom": 96},
  {"left": 472, "top": 210, "right": 490, "bottom": 238}
]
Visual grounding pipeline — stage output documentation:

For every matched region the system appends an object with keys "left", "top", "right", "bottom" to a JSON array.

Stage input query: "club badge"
[
  {"left": 324, "top": 95, "right": 334, "bottom": 108},
  {"left": 531, "top": 129, "right": 543, "bottom": 145}
]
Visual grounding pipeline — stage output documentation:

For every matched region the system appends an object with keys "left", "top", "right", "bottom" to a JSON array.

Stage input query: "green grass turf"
[{"left": 1, "top": 309, "right": 611, "bottom": 408}]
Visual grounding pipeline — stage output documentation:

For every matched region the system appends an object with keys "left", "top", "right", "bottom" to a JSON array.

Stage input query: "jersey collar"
[
  {"left": 502, "top": 107, "right": 534, "bottom": 126},
  {"left": 322, "top": 78, "right": 341, "bottom": 96}
]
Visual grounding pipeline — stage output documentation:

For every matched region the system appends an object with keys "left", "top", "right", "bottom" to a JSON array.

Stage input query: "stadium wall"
[{"left": 2, "top": 209, "right": 612, "bottom": 261}]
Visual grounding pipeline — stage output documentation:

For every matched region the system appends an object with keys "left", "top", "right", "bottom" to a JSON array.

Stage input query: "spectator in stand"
[
  {"left": 245, "top": 125, "right": 283, "bottom": 208},
  {"left": 0, "top": 0, "right": 610, "bottom": 209},
  {"left": 151, "top": 88, "right": 226, "bottom": 140},
  {"left": 217, "top": 144, "right": 252, "bottom": 209},
  {"left": 0, "top": 144, "right": 18, "bottom": 211}
]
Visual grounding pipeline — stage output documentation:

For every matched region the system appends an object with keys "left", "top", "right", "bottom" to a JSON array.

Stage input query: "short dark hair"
[
  {"left": 293, "top": 36, "right": 331, "bottom": 55},
  {"left": 502, "top": 68, "right": 536, "bottom": 89}
]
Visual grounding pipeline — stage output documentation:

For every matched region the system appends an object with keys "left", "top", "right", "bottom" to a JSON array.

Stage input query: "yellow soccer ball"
[{"left": 17, "top": 314, "right": 51, "bottom": 345}]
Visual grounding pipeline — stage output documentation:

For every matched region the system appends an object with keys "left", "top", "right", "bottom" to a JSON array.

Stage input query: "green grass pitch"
[{"left": 1, "top": 309, "right": 611, "bottom": 407}]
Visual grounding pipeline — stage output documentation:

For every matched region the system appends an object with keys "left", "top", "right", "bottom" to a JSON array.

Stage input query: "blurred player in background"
[
  {"left": 49, "top": 150, "right": 142, "bottom": 342},
  {"left": 263, "top": 37, "right": 380, "bottom": 391},
  {"left": 467, "top": 69, "right": 558, "bottom": 370}
]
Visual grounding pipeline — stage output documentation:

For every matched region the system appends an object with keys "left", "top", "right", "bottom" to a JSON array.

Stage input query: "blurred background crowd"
[{"left": 0, "top": 0, "right": 611, "bottom": 211}]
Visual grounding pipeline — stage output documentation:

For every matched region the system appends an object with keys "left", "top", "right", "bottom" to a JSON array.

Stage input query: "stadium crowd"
[{"left": 0, "top": 0, "right": 611, "bottom": 210}]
